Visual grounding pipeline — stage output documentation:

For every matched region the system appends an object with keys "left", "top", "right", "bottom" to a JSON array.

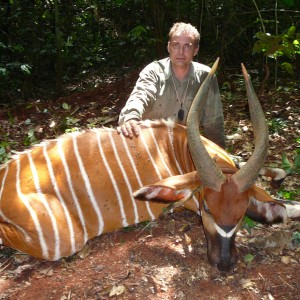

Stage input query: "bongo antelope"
[{"left": 0, "top": 59, "right": 299, "bottom": 271}]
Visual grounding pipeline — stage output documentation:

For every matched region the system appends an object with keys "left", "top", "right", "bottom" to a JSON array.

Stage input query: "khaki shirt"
[{"left": 119, "top": 58, "right": 225, "bottom": 148}]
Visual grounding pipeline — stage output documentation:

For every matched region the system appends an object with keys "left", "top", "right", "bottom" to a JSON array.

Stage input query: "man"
[{"left": 117, "top": 22, "right": 225, "bottom": 148}]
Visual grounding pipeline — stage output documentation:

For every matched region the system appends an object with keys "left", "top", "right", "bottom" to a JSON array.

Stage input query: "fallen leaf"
[
  {"left": 178, "top": 224, "right": 190, "bottom": 232},
  {"left": 109, "top": 285, "right": 126, "bottom": 297},
  {"left": 97, "top": 285, "right": 113, "bottom": 296},
  {"left": 226, "top": 133, "right": 243, "bottom": 140},
  {"left": 281, "top": 256, "right": 291, "bottom": 264},
  {"left": 13, "top": 264, "right": 32, "bottom": 277},
  {"left": 240, "top": 278, "right": 256, "bottom": 290},
  {"left": 77, "top": 244, "right": 91, "bottom": 259},
  {"left": 184, "top": 233, "right": 192, "bottom": 245}
]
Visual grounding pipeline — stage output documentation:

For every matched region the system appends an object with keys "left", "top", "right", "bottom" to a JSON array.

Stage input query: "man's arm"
[
  {"left": 117, "top": 63, "right": 159, "bottom": 137},
  {"left": 118, "top": 64, "right": 159, "bottom": 124}
]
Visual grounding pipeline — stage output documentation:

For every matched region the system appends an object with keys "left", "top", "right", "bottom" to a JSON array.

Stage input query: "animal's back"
[{"left": 0, "top": 120, "right": 194, "bottom": 259}]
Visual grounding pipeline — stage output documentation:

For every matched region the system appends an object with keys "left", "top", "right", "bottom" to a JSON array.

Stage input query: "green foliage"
[
  {"left": 127, "top": 25, "right": 157, "bottom": 61},
  {"left": 0, "top": 145, "right": 11, "bottom": 164},
  {"left": 292, "top": 231, "right": 300, "bottom": 246},
  {"left": 242, "top": 216, "right": 257, "bottom": 234},
  {"left": 253, "top": 25, "right": 300, "bottom": 74},
  {"left": 64, "top": 117, "right": 80, "bottom": 129},
  {"left": 244, "top": 253, "right": 255, "bottom": 264},
  {"left": 267, "top": 118, "right": 288, "bottom": 134},
  {"left": 280, "top": 0, "right": 297, "bottom": 8},
  {"left": 281, "top": 151, "right": 300, "bottom": 175},
  {"left": 65, "top": 127, "right": 80, "bottom": 134},
  {"left": 1, "top": 0, "right": 299, "bottom": 100},
  {"left": 278, "top": 149, "right": 300, "bottom": 201},
  {"left": 0, "top": 134, "right": 17, "bottom": 164},
  {"left": 23, "top": 128, "right": 38, "bottom": 146},
  {"left": 0, "top": 43, "right": 33, "bottom": 93},
  {"left": 221, "top": 89, "right": 233, "bottom": 102},
  {"left": 277, "top": 188, "right": 300, "bottom": 201},
  {"left": 60, "top": 103, "right": 80, "bottom": 132},
  {"left": 62, "top": 102, "right": 71, "bottom": 110}
]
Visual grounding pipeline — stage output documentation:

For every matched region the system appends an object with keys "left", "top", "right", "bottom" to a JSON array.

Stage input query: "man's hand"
[{"left": 117, "top": 120, "right": 140, "bottom": 138}]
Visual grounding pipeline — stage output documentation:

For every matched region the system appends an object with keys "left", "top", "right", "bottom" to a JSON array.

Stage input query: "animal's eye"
[{"left": 203, "top": 200, "right": 210, "bottom": 214}]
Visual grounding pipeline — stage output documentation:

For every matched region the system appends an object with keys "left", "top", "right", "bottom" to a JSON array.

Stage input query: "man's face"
[{"left": 167, "top": 34, "right": 199, "bottom": 67}]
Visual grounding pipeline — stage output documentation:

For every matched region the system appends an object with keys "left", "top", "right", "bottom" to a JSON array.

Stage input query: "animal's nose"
[
  {"left": 217, "top": 260, "right": 235, "bottom": 272},
  {"left": 217, "top": 252, "right": 237, "bottom": 272}
]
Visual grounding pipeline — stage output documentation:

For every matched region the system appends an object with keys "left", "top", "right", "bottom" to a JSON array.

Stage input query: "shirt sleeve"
[
  {"left": 118, "top": 63, "right": 159, "bottom": 125},
  {"left": 201, "top": 75, "right": 226, "bottom": 149}
]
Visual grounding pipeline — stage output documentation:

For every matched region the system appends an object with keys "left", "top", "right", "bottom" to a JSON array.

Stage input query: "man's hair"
[{"left": 169, "top": 22, "right": 200, "bottom": 46}]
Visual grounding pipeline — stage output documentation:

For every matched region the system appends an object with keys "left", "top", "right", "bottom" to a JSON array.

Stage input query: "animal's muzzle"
[
  {"left": 218, "top": 235, "right": 237, "bottom": 271},
  {"left": 207, "top": 231, "right": 237, "bottom": 272}
]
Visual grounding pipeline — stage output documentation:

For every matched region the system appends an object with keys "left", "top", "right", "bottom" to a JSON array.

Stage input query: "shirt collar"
[{"left": 163, "top": 57, "right": 196, "bottom": 83}]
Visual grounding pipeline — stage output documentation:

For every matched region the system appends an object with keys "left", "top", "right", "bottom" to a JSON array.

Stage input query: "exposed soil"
[{"left": 0, "top": 67, "right": 299, "bottom": 299}]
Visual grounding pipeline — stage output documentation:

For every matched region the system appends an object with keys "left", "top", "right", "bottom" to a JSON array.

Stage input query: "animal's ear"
[
  {"left": 246, "top": 185, "right": 300, "bottom": 223},
  {"left": 247, "top": 184, "right": 276, "bottom": 203},
  {"left": 133, "top": 171, "right": 201, "bottom": 202}
]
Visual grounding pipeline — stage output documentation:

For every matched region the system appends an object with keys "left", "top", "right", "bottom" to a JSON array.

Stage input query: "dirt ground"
[{"left": 0, "top": 67, "right": 299, "bottom": 299}]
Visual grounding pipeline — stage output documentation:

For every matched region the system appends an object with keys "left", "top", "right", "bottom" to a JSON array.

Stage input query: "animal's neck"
[{"left": 171, "top": 125, "right": 195, "bottom": 174}]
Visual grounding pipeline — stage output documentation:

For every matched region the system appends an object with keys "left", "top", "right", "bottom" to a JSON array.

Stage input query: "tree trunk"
[
  {"left": 54, "top": 0, "right": 63, "bottom": 95},
  {"left": 149, "top": 0, "right": 165, "bottom": 59}
]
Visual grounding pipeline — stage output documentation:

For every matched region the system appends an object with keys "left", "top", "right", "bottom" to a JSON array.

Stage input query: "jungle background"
[{"left": 0, "top": 0, "right": 300, "bottom": 299}]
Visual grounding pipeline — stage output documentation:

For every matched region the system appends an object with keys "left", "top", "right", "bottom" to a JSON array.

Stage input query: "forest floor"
[{"left": 0, "top": 66, "right": 299, "bottom": 299}]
